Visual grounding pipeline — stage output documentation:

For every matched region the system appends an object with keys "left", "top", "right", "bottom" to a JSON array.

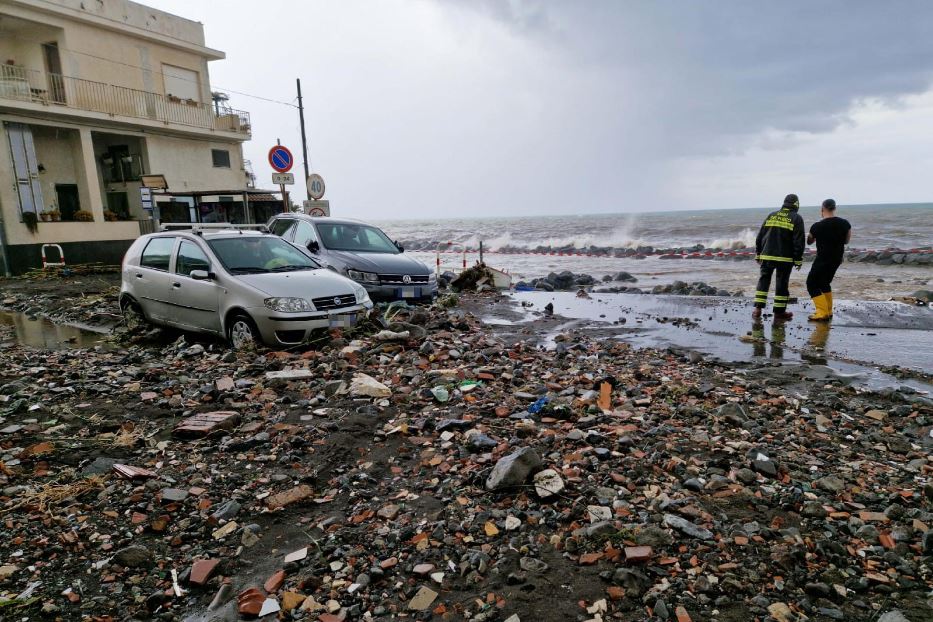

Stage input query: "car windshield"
[
  {"left": 315, "top": 223, "right": 399, "bottom": 254},
  {"left": 207, "top": 236, "right": 319, "bottom": 274}
]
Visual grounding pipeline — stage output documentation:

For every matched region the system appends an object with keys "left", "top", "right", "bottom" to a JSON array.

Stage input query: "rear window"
[{"left": 139, "top": 237, "right": 176, "bottom": 271}]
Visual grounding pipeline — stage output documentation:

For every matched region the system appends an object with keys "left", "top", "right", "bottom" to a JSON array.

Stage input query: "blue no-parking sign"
[{"left": 268, "top": 145, "right": 294, "bottom": 173}]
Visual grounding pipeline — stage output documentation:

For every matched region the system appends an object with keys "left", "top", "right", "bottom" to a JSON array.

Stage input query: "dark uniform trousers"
[
  {"left": 754, "top": 261, "right": 792, "bottom": 310},
  {"left": 806, "top": 258, "right": 841, "bottom": 298}
]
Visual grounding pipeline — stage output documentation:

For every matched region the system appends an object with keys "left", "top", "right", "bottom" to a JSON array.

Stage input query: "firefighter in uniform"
[{"left": 753, "top": 194, "right": 805, "bottom": 320}]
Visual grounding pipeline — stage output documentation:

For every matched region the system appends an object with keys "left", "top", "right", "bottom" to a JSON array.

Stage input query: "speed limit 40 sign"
[{"left": 306, "top": 173, "right": 325, "bottom": 200}]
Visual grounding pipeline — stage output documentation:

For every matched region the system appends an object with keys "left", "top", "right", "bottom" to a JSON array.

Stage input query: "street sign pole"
[{"left": 280, "top": 184, "right": 289, "bottom": 212}]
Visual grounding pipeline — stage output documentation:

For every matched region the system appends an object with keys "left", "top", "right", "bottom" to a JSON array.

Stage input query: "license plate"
[
  {"left": 399, "top": 287, "right": 420, "bottom": 298},
  {"left": 329, "top": 313, "right": 356, "bottom": 328}
]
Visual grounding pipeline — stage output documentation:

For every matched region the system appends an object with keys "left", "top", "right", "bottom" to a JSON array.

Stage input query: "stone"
[
  {"left": 113, "top": 546, "right": 152, "bottom": 568},
  {"left": 160, "top": 487, "right": 188, "bottom": 503},
  {"left": 486, "top": 447, "right": 542, "bottom": 491},
  {"left": 751, "top": 459, "right": 777, "bottom": 478},
  {"left": 624, "top": 546, "right": 652, "bottom": 562},
  {"left": 413, "top": 563, "right": 434, "bottom": 575},
  {"left": 663, "top": 514, "right": 714, "bottom": 540},
  {"left": 281, "top": 591, "right": 305, "bottom": 611},
  {"left": 211, "top": 499, "right": 241, "bottom": 522},
  {"left": 767, "top": 602, "right": 796, "bottom": 622},
  {"left": 265, "top": 484, "right": 314, "bottom": 509},
  {"left": 190, "top": 559, "right": 219, "bottom": 586},
  {"left": 265, "top": 369, "right": 314, "bottom": 380},
  {"left": 212, "top": 521, "right": 238, "bottom": 540},
  {"left": 877, "top": 612, "right": 911, "bottom": 622},
  {"left": 258, "top": 598, "right": 280, "bottom": 617},
  {"left": 283, "top": 547, "right": 308, "bottom": 564},
  {"left": 407, "top": 586, "right": 438, "bottom": 611},
  {"left": 504, "top": 515, "right": 521, "bottom": 531},
  {"left": 864, "top": 409, "right": 887, "bottom": 421},
  {"left": 264, "top": 569, "right": 286, "bottom": 593},
  {"left": 349, "top": 373, "right": 391, "bottom": 398},
  {"left": 173, "top": 411, "right": 240, "bottom": 438},
  {"left": 533, "top": 468, "right": 564, "bottom": 498},
  {"left": 377, "top": 504, "right": 400, "bottom": 520},
  {"left": 813, "top": 475, "right": 845, "bottom": 493}
]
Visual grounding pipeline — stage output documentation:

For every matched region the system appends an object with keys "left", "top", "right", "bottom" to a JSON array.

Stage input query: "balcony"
[{"left": 0, "top": 64, "right": 250, "bottom": 137}]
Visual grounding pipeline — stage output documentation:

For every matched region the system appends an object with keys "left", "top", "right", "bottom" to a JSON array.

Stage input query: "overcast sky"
[{"left": 147, "top": 0, "right": 933, "bottom": 219}]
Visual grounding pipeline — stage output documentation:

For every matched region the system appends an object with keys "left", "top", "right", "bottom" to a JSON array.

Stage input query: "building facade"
[{"left": 0, "top": 0, "right": 252, "bottom": 274}]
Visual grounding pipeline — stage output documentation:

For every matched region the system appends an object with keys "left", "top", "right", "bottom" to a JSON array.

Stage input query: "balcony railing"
[{"left": 0, "top": 64, "right": 250, "bottom": 136}]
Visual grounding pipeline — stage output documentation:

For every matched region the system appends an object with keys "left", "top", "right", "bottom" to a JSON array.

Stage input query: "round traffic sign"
[
  {"left": 306, "top": 173, "right": 325, "bottom": 200},
  {"left": 268, "top": 146, "right": 294, "bottom": 173}
]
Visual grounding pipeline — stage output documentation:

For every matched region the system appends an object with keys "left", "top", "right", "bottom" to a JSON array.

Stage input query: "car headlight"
[
  {"left": 264, "top": 297, "right": 314, "bottom": 312},
  {"left": 347, "top": 269, "right": 380, "bottom": 283},
  {"left": 352, "top": 284, "right": 372, "bottom": 305}
]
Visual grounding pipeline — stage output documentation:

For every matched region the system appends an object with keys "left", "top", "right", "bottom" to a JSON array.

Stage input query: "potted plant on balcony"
[
  {"left": 23, "top": 211, "right": 39, "bottom": 234},
  {"left": 49, "top": 208, "right": 61, "bottom": 222},
  {"left": 74, "top": 210, "right": 94, "bottom": 222},
  {"left": 103, "top": 210, "right": 118, "bottom": 222}
]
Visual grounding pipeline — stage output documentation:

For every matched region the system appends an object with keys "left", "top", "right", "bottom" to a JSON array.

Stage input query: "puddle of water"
[
  {"left": 0, "top": 311, "right": 110, "bottom": 349},
  {"left": 496, "top": 292, "right": 933, "bottom": 392}
]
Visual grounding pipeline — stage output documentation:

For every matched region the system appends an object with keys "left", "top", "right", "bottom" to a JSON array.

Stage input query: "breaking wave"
[{"left": 705, "top": 228, "right": 757, "bottom": 250}]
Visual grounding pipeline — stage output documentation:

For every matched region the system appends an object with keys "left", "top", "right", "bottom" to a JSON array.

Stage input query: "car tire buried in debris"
[
  {"left": 227, "top": 313, "right": 259, "bottom": 349},
  {"left": 121, "top": 298, "right": 146, "bottom": 330}
]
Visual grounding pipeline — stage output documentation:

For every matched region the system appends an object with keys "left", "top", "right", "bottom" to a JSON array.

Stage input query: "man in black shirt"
[{"left": 806, "top": 198, "right": 851, "bottom": 321}]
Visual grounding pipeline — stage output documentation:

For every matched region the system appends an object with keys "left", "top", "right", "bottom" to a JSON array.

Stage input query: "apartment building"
[{"left": 0, "top": 0, "right": 253, "bottom": 274}]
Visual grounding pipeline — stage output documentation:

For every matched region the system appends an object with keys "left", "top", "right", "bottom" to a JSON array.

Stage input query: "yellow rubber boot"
[
  {"left": 824, "top": 291, "right": 833, "bottom": 318},
  {"left": 808, "top": 294, "right": 831, "bottom": 321}
]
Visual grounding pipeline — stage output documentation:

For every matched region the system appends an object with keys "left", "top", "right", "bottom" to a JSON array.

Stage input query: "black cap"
[
  {"left": 822, "top": 198, "right": 836, "bottom": 210},
  {"left": 783, "top": 194, "right": 799, "bottom": 209}
]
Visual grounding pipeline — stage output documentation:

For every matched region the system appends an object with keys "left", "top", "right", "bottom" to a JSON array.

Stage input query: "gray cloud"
[{"left": 144, "top": 0, "right": 933, "bottom": 216}]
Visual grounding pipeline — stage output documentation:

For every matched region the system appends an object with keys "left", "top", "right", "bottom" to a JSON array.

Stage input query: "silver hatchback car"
[{"left": 120, "top": 226, "right": 373, "bottom": 348}]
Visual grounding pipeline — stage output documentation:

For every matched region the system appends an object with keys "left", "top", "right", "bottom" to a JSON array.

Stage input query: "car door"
[
  {"left": 133, "top": 236, "right": 177, "bottom": 321},
  {"left": 167, "top": 239, "right": 221, "bottom": 333}
]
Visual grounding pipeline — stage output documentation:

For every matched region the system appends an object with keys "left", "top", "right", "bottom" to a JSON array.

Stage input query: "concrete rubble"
[{"left": 0, "top": 277, "right": 929, "bottom": 621}]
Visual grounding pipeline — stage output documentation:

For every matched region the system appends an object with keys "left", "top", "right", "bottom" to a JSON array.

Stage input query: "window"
[
  {"left": 293, "top": 221, "right": 317, "bottom": 247},
  {"left": 162, "top": 64, "right": 200, "bottom": 102},
  {"left": 139, "top": 237, "right": 176, "bottom": 271},
  {"left": 316, "top": 223, "right": 399, "bottom": 253},
  {"left": 175, "top": 240, "right": 210, "bottom": 276},
  {"left": 211, "top": 149, "right": 231, "bottom": 168},
  {"left": 270, "top": 218, "right": 295, "bottom": 237},
  {"left": 207, "top": 237, "right": 316, "bottom": 273}
]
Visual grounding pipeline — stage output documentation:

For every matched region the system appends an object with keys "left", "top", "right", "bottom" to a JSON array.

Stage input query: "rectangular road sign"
[
  {"left": 302, "top": 200, "right": 330, "bottom": 217},
  {"left": 272, "top": 172, "right": 295, "bottom": 185}
]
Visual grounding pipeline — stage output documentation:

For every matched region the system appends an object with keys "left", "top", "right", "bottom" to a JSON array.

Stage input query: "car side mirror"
[
  {"left": 394, "top": 240, "right": 404, "bottom": 253},
  {"left": 190, "top": 269, "right": 212, "bottom": 280},
  {"left": 307, "top": 240, "right": 320, "bottom": 253}
]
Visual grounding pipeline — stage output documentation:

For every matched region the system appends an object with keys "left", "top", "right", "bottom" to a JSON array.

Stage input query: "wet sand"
[{"left": 477, "top": 291, "right": 933, "bottom": 392}]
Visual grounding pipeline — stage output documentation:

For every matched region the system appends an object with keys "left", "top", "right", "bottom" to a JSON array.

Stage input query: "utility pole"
[{"left": 297, "top": 78, "right": 311, "bottom": 200}]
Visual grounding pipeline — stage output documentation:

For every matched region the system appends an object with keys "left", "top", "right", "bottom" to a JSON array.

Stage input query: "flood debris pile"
[{"left": 0, "top": 288, "right": 930, "bottom": 621}]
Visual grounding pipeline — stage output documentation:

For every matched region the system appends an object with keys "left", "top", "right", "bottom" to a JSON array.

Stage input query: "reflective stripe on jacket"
[{"left": 755, "top": 208, "right": 805, "bottom": 265}]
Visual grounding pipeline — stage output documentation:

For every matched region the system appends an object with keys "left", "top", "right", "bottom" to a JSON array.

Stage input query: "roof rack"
[{"left": 159, "top": 223, "right": 269, "bottom": 235}]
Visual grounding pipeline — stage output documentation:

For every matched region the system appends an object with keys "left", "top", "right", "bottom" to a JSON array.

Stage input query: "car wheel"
[
  {"left": 121, "top": 299, "right": 146, "bottom": 330},
  {"left": 227, "top": 313, "right": 259, "bottom": 349}
]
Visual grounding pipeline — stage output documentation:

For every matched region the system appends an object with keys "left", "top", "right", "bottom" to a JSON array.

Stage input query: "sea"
[{"left": 376, "top": 203, "right": 933, "bottom": 301}]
